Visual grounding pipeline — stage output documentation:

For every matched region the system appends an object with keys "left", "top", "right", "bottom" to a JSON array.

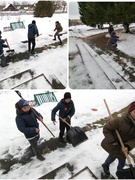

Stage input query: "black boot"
[
  {"left": 59, "top": 136, "right": 65, "bottom": 142},
  {"left": 37, "top": 155, "right": 45, "bottom": 161},
  {"left": 102, "top": 163, "right": 110, "bottom": 175}
]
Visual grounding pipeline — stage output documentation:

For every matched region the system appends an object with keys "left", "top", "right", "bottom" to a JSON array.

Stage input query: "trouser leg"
[
  {"left": 53, "top": 32, "right": 57, "bottom": 40},
  {"left": 59, "top": 120, "right": 65, "bottom": 138},
  {"left": 117, "top": 159, "right": 125, "bottom": 170},
  {"left": 65, "top": 122, "right": 70, "bottom": 133},
  {"left": 58, "top": 35, "right": 62, "bottom": 44},
  {"left": 31, "top": 38, "right": 35, "bottom": 52},
  {"left": 104, "top": 154, "right": 116, "bottom": 165},
  {"left": 102, "top": 154, "right": 116, "bottom": 175},
  {"left": 1, "top": 54, "right": 7, "bottom": 67},
  {"left": 28, "top": 135, "right": 41, "bottom": 157},
  {"left": 28, "top": 38, "right": 31, "bottom": 51}
]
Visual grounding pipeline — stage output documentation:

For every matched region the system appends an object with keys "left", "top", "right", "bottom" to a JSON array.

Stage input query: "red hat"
[{"left": 128, "top": 102, "right": 135, "bottom": 113}]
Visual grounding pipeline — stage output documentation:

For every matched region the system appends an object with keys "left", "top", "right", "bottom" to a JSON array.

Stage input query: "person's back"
[
  {"left": 56, "top": 23, "right": 63, "bottom": 32},
  {"left": 27, "top": 20, "right": 39, "bottom": 53},
  {"left": 108, "top": 25, "right": 114, "bottom": 36},
  {"left": 28, "top": 23, "right": 39, "bottom": 39},
  {"left": 110, "top": 31, "right": 119, "bottom": 44},
  {"left": 0, "top": 38, "right": 4, "bottom": 55}
]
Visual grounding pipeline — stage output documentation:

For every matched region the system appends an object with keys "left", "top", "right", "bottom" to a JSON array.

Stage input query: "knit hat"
[
  {"left": 64, "top": 92, "right": 71, "bottom": 99},
  {"left": 18, "top": 99, "right": 29, "bottom": 109},
  {"left": 128, "top": 102, "right": 135, "bottom": 113}
]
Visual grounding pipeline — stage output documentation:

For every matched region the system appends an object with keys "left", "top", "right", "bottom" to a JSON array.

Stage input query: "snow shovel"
[
  {"left": 21, "top": 33, "right": 42, "bottom": 43},
  {"left": 6, "top": 40, "right": 14, "bottom": 52},
  {"left": 15, "top": 90, "right": 55, "bottom": 138},
  {"left": 56, "top": 114, "right": 88, "bottom": 147},
  {"left": 104, "top": 99, "right": 135, "bottom": 179}
]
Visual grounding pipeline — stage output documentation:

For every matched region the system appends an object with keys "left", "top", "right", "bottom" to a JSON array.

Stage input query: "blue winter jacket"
[
  {"left": 110, "top": 34, "right": 119, "bottom": 44},
  {"left": 16, "top": 108, "right": 43, "bottom": 139},
  {"left": 51, "top": 99, "right": 75, "bottom": 121},
  {"left": 28, "top": 24, "right": 39, "bottom": 39},
  {"left": 0, "top": 38, "right": 8, "bottom": 55}
]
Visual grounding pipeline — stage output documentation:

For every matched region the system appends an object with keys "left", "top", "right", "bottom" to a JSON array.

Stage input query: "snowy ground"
[
  {"left": 1, "top": 90, "right": 135, "bottom": 179},
  {"left": 69, "top": 24, "right": 135, "bottom": 89},
  {"left": 0, "top": 13, "right": 67, "bottom": 89}
]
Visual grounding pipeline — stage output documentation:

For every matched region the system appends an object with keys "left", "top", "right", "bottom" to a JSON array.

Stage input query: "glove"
[
  {"left": 124, "top": 144, "right": 130, "bottom": 152},
  {"left": 66, "top": 115, "right": 71, "bottom": 123}
]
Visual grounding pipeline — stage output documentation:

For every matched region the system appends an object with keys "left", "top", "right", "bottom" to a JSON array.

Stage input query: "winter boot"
[
  {"left": 59, "top": 136, "right": 66, "bottom": 143},
  {"left": 37, "top": 155, "right": 45, "bottom": 161},
  {"left": 102, "top": 163, "right": 110, "bottom": 175}
]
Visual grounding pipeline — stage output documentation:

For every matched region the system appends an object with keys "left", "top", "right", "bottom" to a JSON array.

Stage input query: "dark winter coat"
[
  {"left": 28, "top": 24, "right": 39, "bottom": 39},
  {"left": 0, "top": 38, "right": 8, "bottom": 55},
  {"left": 15, "top": 108, "right": 43, "bottom": 139},
  {"left": 54, "top": 23, "right": 63, "bottom": 33},
  {"left": 101, "top": 113, "right": 135, "bottom": 160},
  {"left": 108, "top": 25, "right": 114, "bottom": 35},
  {"left": 51, "top": 99, "right": 75, "bottom": 121}
]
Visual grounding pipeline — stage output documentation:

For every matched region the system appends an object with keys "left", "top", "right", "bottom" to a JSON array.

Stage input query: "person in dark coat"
[
  {"left": 15, "top": 99, "right": 45, "bottom": 161},
  {"left": 0, "top": 31, "right": 9, "bottom": 67},
  {"left": 53, "top": 21, "right": 63, "bottom": 45},
  {"left": 101, "top": 101, "right": 135, "bottom": 176},
  {"left": 123, "top": 22, "right": 130, "bottom": 33},
  {"left": 108, "top": 24, "right": 114, "bottom": 36},
  {"left": 51, "top": 92, "right": 75, "bottom": 142},
  {"left": 28, "top": 20, "right": 39, "bottom": 53}
]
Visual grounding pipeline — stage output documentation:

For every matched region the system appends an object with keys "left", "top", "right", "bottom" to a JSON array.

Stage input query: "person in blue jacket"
[
  {"left": 15, "top": 99, "right": 45, "bottom": 161},
  {"left": 28, "top": 20, "right": 39, "bottom": 53},
  {"left": 51, "top": 92, "right": 75, "bottom": 142},
  {"left": 0, "top": 30, "right": 9, "bottom": 67},
  {"left": 110, "top": 31, "right": 119, "bottom": 52}
]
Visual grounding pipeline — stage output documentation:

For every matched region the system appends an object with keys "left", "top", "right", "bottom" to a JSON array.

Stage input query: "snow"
[
  {"left": 0, "top": 13, "right": 67, "bottom": 88},
  {"left": 69, "top": 24, "right": 135, "bottom": 89},
  {"left": 0, "top": 90, "right": 135, "bottom": 179}
]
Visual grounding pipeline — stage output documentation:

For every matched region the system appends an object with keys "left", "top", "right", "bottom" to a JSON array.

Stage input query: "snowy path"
[
  {"left": 69, "top": 30, "right": 135, "bottom": 89},
  {"left": 0, "top": 44, "right": 67, "bottom": 89}
]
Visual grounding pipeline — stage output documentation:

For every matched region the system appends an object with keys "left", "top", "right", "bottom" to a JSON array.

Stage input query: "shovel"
[
  {"left": 56, "top": 114, "right": 88, "bottom": 147},
  {"left": 21, "top": 33, "right": 42, "bottom": 43},
  {"left": 6, "top": 39, "right": 14, "bottom": 52},
  {"left": 104, "top": 99, "right": 135, "bottom": 179}
]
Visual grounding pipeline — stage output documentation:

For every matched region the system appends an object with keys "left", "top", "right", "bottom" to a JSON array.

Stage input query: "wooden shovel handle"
[
  {"left": 103, "top": 99, "right": 132, "bottom": 165},
  {"left": 56, "top": 114, "right": 71, "bottom": 127},
  {"left": 31, "top": 108, "right": 55, "bottom": 138},
  {"left": 5, "top": 39, "right": 10, "bottom": 50}
]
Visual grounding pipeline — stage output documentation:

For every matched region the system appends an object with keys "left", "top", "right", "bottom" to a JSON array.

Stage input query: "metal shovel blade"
[
  {"left": 67, "top": 126, "right": 88, "bottom": 147},
  {"left": 6, "top": 49, "right": 14, "bottom": 52}
]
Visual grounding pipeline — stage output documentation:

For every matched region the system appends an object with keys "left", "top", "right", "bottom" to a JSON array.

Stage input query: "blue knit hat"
[{"left": 18, "top": 99, "right": 29, "bottom": 109}]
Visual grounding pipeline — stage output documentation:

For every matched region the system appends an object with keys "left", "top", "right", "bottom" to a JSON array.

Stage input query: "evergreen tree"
[
  {"left": 78, "top": 2, "right": 135, "bottom": 27},
  {"left": 34, "top": 1, "right": 55, "bottom": 17}
]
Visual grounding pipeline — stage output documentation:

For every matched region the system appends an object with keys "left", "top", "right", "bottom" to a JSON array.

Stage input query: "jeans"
[
  {"left": 104, "top": 154, "right": 125, "bottom": 170},
  {"left": 54, "top": 32, "right": 62, "bottom": 44}
]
